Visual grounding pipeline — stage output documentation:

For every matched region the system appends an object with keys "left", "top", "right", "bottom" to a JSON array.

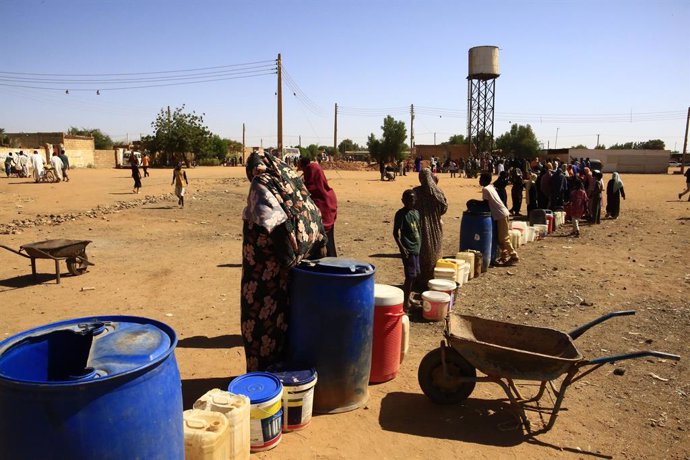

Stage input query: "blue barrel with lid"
[
  {"left": 288, "top": 257, "right": 375, "bottom": 413},
  {"left": 460, "top": 211, "right": 493, "bottom": 272},
  {"left": 0, "top": 316, "right": 183, "bottom": 460}
]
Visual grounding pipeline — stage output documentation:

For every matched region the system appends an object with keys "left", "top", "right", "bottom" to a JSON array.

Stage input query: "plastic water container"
[
  {"left": 271, "top": 369, "right": 317, "bottom": 432},
  {"left": 435, "top": 259, "right": 459, "bottom": 282},
  {"left": 440, "top": 258, "right": 466, "bottom": 286},
  {"left": 460, "top": 211, "right": 493, "bottom": 272},
  {"left": 533, "top": 224, "right": 548, "bottom": 238},
  {"left": 455, "top": 251, "right": 475, "bottom": 279},
  {"left": 400, "top": 315, "right": 410, "bottom": 363},
  {"left": 228, "top": 373, "right": 283, "bottom": 452},
  {"left": 529, "top": 209, "right": 547, "bottom": 226},
  {"left": 370, "top": 284, "right": 404, "bottom": 383},
  {"left": 289, "top": 258, "right": 375, "bottom": 414},
  {"left": 428, "top": 279, "right": 457, "bottom": 311},
  {"left": 546, "top": 214, "right": 554, "bottom": 233},
  {"left": 0, "top": 316, "right": 183, "bottom": 460},
  {"left": 433, "top": 267, "right": 456, "bottom": 281},
  {"left": 184, "top": 409, "right": 231, "bottom": 460},
  {"left": 509, "top": 229, "right": 522, "bottom": 249},
  {"left": 554, "top": 210, "right": 565, "bottom": 228},
  {"left": 510, "top": 221, "right": 527, "bottom": 232},
  {"left": 421, "top": 290, "right": 451, "bottom": 321},
  {"left": 525, "top": 226, "right": 536, "bottom": 243},
  {"left": 193, "top": 389, "right": 250, "bottom": 460}
]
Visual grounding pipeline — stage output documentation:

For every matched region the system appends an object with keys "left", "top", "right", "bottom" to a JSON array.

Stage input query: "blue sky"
[{"left": 1, "top": 0, "right": 688, "bottom": 151}]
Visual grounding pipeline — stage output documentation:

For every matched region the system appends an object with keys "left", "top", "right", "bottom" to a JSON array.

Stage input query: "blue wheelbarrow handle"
[
  {"left": 568, "top": 310, "right": 636, "bottom": 340},
  {"left": 587, "top": 350, "right": 681, "bottom": 365}
]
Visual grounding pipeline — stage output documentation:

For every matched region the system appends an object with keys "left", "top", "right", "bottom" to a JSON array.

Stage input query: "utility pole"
[
  {"left": 277, "top": 53, "right": 283, "bottom": 155},
  {"left": 299, "top": 135, "right": 302, "bottom": 148},
  {"left": 596, "top": 134, "right": 600, "bottom": 148},
  {"left": 555, "top": 127, "right": 560, "bottom": 149},
  {"left": 334, "top": 103, "right": 338, "bottom": 157},
  {"left": 434, "top": 132, "right": 436, "bottom": 145},
  {"left": 410, "top": 104, "right": 415, "bottom": 156},
  {"left": 681, "top": 107, "right": 689, "bottom": 174},
  {"left": 242, "top": 123, "right": 246, "bottom": 164}
]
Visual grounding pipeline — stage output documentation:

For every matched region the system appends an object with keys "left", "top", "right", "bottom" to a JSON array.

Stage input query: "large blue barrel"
[
  {"left": 460, "top": 211, "right": 493, "bottom": 271},
  {"left": 0, "top": 316, "right": 183, "bottom": 460},
  {"left": 288, "top": 258, "right": 375, "bottom": 414}
]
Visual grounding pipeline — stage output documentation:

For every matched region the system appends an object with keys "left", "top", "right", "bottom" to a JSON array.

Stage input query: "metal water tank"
[{"left": 468, "top": 46, "right": 500, "bottom": 79}]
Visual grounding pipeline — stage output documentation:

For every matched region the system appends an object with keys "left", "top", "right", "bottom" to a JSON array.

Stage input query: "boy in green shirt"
[{"left": 393, "top": 189, "right": 422, "bottom": 310}]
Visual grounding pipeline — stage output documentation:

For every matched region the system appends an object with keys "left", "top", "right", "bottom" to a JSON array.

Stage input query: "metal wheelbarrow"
[
  {"left": 0, "top": 239, "right": 94, "bottom": 284},
  {"left": 418, "top": 310, "right": 680, "bottom": 433}
]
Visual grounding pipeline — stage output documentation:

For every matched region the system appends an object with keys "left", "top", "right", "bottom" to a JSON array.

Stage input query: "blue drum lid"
[
  {"left": 296, "top": 257, "right": 375, "bottom": 275},
  {"left": 228, "top": 372, "right": 283, "bottom": 404},
  {"left": 0, "top": 316, "right": 174, "bottom": 384},
  {"left": 270, "top": 369, "right": 317, "bottom": 387}
]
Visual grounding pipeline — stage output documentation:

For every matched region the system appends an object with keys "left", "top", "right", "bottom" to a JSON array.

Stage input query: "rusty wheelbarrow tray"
[
  {"left": 418, "top": 311, "right": 681, "bottom": 434},
  {"left": 0, "top": 239, "right": 94, "bottom": 284}
]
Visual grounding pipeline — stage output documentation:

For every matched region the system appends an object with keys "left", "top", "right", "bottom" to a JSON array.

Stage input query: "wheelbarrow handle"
[
  {"left": 0, "top": 244, "right": 31, "bottom": 259},
  {"left": 587, "top": 350, "right": 681, "bottom": 365},
  {"left": 568, "top": 310, "right": 636, "bottom": 340}
]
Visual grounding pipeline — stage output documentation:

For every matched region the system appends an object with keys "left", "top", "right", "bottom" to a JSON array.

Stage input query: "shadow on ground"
[
  {"left": 178, "top": 334, "right": 243, "bottom": 349},
  {"left": 378, "top": 392, "right": 612, "bottom": 458},
  {"left": 0, "top": 273, "right": 61, "bottom": 289},
  {"left": 182, "top": 376, "right": 238, "bottom": 409}
]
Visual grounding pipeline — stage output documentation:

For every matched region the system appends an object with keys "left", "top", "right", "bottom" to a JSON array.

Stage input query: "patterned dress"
[
  {"left": 413, "top": 168, "right": 448, "bottom": 290},
  {"left": 241, "top": 152, "right": 325, "bottom": 372}
]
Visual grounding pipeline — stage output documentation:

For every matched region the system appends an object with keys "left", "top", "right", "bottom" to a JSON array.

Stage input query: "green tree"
[
  {"left": 608, "top": 142, "right": 635, "bottom": 150},
  {"left": 67, "top": 127, "right": 114, "bottom": 150},
  {"left": 637, "top": 139, "right": 665, "bottom": 150},
  {"left": 204, "top": 135, "right": 229, "bottom": 161},
  {"left": 494, "top": 124, "right": 540, "bottom": 159},
  {"left": 0, "top": 128, "right": 8, "bottom": 146},
  {"left": 444, "top": 134, "right": 467, "bottom": 145},
  {"left": 368, "top": 115, "right": 407, "bottom": 164},
  {"left": 571, "top": 144, "right": 588, "bottom": 149},
  {"left": 146, "top": 105, "right": 210, "bottom": 165},
  {"left": 338, "top": 138, "right": 360, "bottom": 154}
]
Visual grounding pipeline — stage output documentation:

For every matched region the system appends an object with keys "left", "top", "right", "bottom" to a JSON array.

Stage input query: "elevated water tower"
[{"left": 467, "top": 46, "right": 500, "bottom": 154}]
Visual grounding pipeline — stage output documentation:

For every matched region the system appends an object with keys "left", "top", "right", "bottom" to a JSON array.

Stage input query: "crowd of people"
[{"left": 3, "top": 150, "right": 70, "bottom": 183}]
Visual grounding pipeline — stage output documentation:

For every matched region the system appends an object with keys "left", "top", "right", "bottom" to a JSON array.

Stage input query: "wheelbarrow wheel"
[
  {"left": 418, "top": 346, "right": 476, "bottom": 404},
  {"left": 67, "top": 254, "right": 89, "bottom": 276}
]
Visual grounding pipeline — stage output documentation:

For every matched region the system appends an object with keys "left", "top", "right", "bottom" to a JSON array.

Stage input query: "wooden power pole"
[
  {"left": 681, "top": 107, "right": 689, "bottom": 174},
  {"left": 242, "top": 123, "right": 246, "bottom": 164},
  {"left": 334, "top": 103, "right": 338, "bottom": 157},
  {"left": 277, "top": 54, "right": 283, "bottom": 155},
  {"left": 410, "top": 104, "right": 415, "bottom": 156}
]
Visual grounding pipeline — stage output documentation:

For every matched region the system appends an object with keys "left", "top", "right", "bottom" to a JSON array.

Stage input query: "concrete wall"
[
  {"left": 4, "top": 133, "right": 96, "bottom": 168},
  {"left": 569, "top": 149, "right": 670, "bottom": 173},
  {"left": 94, "top": 149, "right": 116, "bottom": 168},
  {"left": 415, "top": 144, "right": 472, "bottom": 161}
]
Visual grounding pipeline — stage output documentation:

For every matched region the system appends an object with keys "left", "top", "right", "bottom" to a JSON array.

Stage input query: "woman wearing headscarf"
[
  {"left": 299, "top": 157, "right": 338, "bottom": 257},
  {"left": 241, "top": 151, "right": 326, "bottom": 372},
  {"left": 605, "top": 172, "right": 626, "bottom": 219},
  {"left": 493, "top": 170, "right": 509, "bottom": 208},
  {"left": 509, "top": 167, "right": 524, "bottom": 215},
  {"left": 413, "top": 168, "right": 448, "bottom": 289},
  {"left": 549, "top": 166, "right": 568, "bottom": 210},
  {"left": 525, "top": 170, "right": 538, "bottom": 213}
]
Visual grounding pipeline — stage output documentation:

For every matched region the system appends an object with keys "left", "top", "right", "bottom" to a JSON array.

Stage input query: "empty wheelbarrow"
[
  {"left": 0, "top": 239, "right": 94, "bottom": 284},
  {"left": 418, "top": 310, "right": 680, "bottom": 433}
]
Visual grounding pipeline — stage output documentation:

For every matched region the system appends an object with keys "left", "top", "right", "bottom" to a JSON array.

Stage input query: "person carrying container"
[{"left": 479, "top": 172, "right": 519, "bottom": 265}]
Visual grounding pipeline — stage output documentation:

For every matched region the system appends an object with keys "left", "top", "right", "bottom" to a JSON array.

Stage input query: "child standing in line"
[
  {"left": 171, "top": 162, "right": 188, "bottom": 207},
  {"left": 393, "top": 189, "right": 421, "bottom": 311},
  {"left": 479, "top": 172, "right": 519, "bottom": 265},
  {"left": 568, "top": 179, "right": 588, "bottom": 237}
]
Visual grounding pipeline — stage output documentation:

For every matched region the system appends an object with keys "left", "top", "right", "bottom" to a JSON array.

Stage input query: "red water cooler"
[{"left": 370, "top": 284, "right": 405, "bottom": 383}]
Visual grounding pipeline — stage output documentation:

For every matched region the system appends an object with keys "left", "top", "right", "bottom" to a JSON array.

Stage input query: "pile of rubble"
[{"left": 0, "top": 193, "right": 175, "bottom": 235}]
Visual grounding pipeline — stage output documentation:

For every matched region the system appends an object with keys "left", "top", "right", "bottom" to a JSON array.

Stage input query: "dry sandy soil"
[{"left": 0, "top": 165, "right": 688, "bottom": 459}]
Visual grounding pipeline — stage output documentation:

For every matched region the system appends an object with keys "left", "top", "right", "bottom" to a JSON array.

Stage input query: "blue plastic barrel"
[
  {"left": 288, "top": 258, "right": 375, "bottom": 414},
  {"left": 0, "top": 316, "right": 183, "bottom": 460},
  {"left": 460, "top": 211, "right": 493, "bottom": 271}
]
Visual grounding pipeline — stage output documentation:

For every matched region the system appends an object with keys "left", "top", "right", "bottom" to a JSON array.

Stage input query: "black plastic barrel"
[
  {"left": 288, "top": 258, "right": 375, "bottom": 413},
  {"left": 0, "top": 316, "right": 183, "bottom": 460},
  {"left": 459, "top": 211, "right": 493, "bottom": 271},
  {"left": 529, "top": 209, "right": 547, "bottom": 226}
]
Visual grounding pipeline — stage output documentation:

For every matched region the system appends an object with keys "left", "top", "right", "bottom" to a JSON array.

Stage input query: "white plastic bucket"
[
  {"left": 421, "top": 290, "right": 451, "bottom": 322},
  {"left": 533, "top": 224, "right": 548, "bottom": 238},
  {"left": 227, "top": 373, "right": 283, "bottom": 452},
  {"left": 271, "top": 369, "right": 317, "bottom": 432},
  {"left": 428, "top": 279, "right": 457, "bottom": 311}
]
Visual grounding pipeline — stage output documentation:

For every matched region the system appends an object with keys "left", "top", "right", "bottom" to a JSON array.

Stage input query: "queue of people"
[{"left": 3, "top": 150, "right": 71, "bottom": 183}]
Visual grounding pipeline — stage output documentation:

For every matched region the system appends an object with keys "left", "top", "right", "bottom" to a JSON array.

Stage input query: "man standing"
[
  {"left": 31, "top": 150, "right": 45, "bottom": 182},
  {"left": 142, "top": 154, "right": 150, "bottom": 177},
  {"left": 679, "top": 167, "right": 690, "bottom": 201},
  {"left": 58, "top": 150, "right": 70, "bottom": 182},
  {"left": 50, "top": 152, "right": 63, "bottom": 182},
  {"left": 480, "top": 172, "right": 519, "bottom": 265}
]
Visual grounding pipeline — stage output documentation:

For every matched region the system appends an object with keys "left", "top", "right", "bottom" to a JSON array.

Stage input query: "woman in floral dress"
[{"left": 241, "top": 151, "right": 325, "bottom": 372}]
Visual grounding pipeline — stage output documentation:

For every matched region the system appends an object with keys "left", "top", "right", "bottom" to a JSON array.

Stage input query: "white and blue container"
[
  {"left": 271, "top": 369, "right": 317, "bottom": 431},
  {"left": 228, "top": 372, "right": 283, "bottom": 452}
]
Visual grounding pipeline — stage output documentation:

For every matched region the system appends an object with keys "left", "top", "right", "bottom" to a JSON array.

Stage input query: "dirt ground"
[{"left": 0, "top": 165, "right": 688, "bottom": 459}]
